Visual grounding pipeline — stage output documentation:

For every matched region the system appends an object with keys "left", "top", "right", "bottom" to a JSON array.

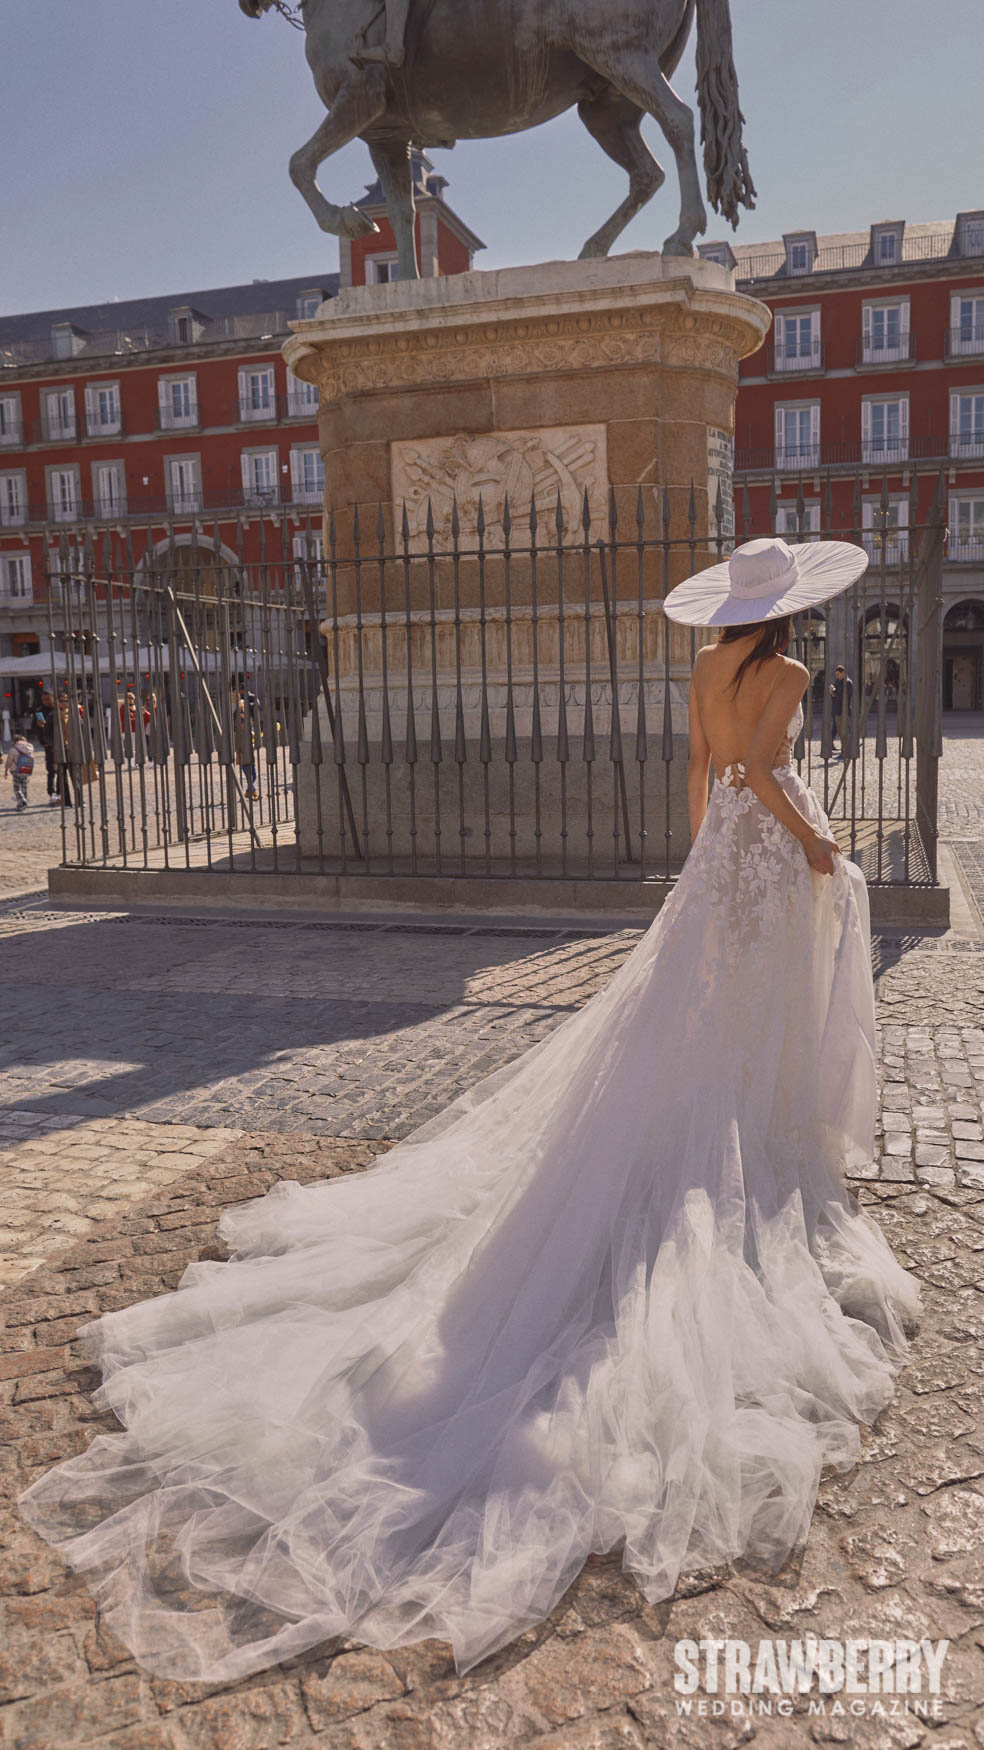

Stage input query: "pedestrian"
[
  {"left": 36, "top": 688, "right": 60, "bottom": 804},
  {"left": 4, "top": 732, "right": 34, "bottom": 809},
  {"left": 829, "top": 663, "right": 854, "bottom": 757},
  {"left": 119, "top": 688, "right": 141, "bottom": 766},
  {"left": 56, "top": 693, "right": 85, "bottom": 817},
  {"left": 231, "top": 679, "right": 260, "bottom": 800}
]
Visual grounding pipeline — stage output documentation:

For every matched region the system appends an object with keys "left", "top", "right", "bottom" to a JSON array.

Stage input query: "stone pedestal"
[{"left": 284, "top": 253, "right": 769, "bottom": 878}]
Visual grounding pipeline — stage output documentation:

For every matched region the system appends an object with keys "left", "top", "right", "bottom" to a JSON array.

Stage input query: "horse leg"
[
  {"left": 367, "top": 139, "right": 418, "bottom": 278},
  {"left": 571, "top": 48, "right": 706, "bottom": 256},
  {"left": 577, "top": 91, "right": 664, "bottom": 260},
  {"left": 289, "top": 76, "right": 387, "bottom": 238}
]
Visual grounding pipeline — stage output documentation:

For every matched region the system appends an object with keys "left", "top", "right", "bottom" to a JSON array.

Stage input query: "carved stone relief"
[{"left": 391, "top": 425, "right": 609, "bottom": 549}]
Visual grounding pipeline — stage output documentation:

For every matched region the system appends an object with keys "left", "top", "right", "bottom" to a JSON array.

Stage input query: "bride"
[{"left": 19, "top": 536, "right": 921, "bottom": 1682}]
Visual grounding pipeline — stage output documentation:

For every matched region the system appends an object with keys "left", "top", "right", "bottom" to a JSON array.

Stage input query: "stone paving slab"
[
  {"left": 2, "top": 1137, "right": 984, "bottom": 1749},
  {"left": 0, "top": 1114, "right": 240, "bottom": 1290}
]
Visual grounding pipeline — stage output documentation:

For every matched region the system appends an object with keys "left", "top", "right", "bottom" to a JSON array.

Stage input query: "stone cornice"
[{"left": 283, "top": 255, "right": 770, "bottom": 399}]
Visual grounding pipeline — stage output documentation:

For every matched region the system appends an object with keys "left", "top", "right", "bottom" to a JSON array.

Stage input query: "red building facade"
[
  {"left": 0, "top": 155, "right": 482, "bottom": 725},
  {"left": 700, "top": 211, "right": 984, "bottom": 709}
]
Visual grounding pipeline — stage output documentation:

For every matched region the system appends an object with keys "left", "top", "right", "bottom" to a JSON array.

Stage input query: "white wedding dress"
[{"left": 20, "top": 704, "right": 921, "bottom": 1681}]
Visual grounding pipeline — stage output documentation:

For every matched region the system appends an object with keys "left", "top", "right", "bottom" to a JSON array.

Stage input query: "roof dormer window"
[
  {"left": 168, "top": 307, "right": 206, "bottom": 346},
  {"left": 51, "top": 323, "right": 86, "bottom": 360},
  {"left": 783, "top": 232, "right": 817, "bottom": 276},
  {"left": 870, "top": 221, "right": 904, "bottom": 267},
  {"left": 956, "top": 210, "right": 984, "bottom": 258},
  {"left": 296, "top": 289, "right": 324, "bottom": 319}
]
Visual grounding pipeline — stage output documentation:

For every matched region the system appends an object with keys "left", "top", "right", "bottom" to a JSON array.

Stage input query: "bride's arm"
[
  {"left": 687, "top": 669, "right": 712, "bottom": 843},
  {"left": 743, "top": 664, "right": 839, "bottom": 874}
]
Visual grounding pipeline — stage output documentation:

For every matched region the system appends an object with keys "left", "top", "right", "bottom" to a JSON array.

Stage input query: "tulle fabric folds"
[{"left": 19, "top": 766, "right": 921, "bottom": 1680}]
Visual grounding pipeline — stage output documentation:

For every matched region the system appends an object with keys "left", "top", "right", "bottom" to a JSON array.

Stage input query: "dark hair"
[{"left": 718, "top": 615, "right": 792, "bottom": 697}]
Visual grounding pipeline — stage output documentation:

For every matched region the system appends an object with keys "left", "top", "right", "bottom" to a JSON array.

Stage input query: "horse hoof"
[
  {"left": 338, "top": 204, "right": 380, "bottom": 240},
  {"left": 661, "top": 233, "right": 695, "bottom": 258}
]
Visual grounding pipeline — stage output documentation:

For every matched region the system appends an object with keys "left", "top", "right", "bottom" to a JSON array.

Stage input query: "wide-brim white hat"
[{"left": 663, "top": 536, "right": 869, "bottom": 627}]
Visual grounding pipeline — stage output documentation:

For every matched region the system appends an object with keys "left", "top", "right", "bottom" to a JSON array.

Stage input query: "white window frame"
[
  {"left": 366, "top": 255, "right": 400, "bottom": 285},
  {"left": 92, "top": 459, "right": 126, "bottom": 517},
  {"left": 1, "top": 552, "right": 32, "bottom": 602},
  {"left": 775, "top": 502, "right": 820, "bottom": 539},
  {"left": 950, "top": 389, "right": 984, "bottom": 460},
  {"left": 861, "top": 394, "right": 909, "bottom": 465},
  {"left": 46, "top": 463, "right": 81, "bottom": 523},
  {"left": 289, "top": 444, "right": 324, "bottom": 506},
  {"left": 774, "top": 401, "right": 820, "bottom": 471},
  {"left": 292, "top": 529, "right": 324, "bottom": 586},
  {"left": 862, "top": 497, "right": 909, "bottom": 564},
  {"left": 774, "top": 309, "right": 820, "bottom": 373},
  {"left": 238, "top": 366, "right": 276, "bottom": 423},
  {"left": 285, "top": 369, "right": 319, "bottom": 418},
  {"left": 166, "top": 454, "right": 203, "bottom": 515},
  {"left": 240, "top": 446, "right": 279, "bottom": 506},
  {"left": 296, "top": 291, "right": 324, "bottom": 319},
  {"left": 875, "top": 229, "right": 900, "bottom": 265},
  {"left": 950, "top": 292, "right": 984, "bottom": 357},
  {"left": 0, "top": 393, "right": 22, "bottom": 446},
  {"left": 158, "top": 372, "right": 199, "bottom": 430},
  {"left": 42, "top": 386, "right": 76, "bottom": 443},
  {"left": 84, "top": 379, "right": 122, "bottom": 437},
  {"left": 861, "top": 298, "right": 910, "bottom": 365},
  {"left": 0, "top": 470, "right": 27, "bottom": 527},
  {"left": 949, "top": 495, "right": 984, "bottom": 561}
]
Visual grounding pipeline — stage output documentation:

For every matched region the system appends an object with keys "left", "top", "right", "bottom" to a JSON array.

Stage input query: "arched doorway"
[
  {"left": 943, "top": 598, "right": 984, "bottom": 710},
  {"left": 857, "top": 602, "right": 909, "bottom": 706}
]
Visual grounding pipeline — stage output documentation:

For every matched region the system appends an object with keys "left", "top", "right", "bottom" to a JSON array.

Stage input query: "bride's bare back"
[{"left": 691, "top": 639, "right": 806, "bottom": 777}]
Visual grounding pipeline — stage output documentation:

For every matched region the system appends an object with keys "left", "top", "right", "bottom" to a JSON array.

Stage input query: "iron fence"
[{"left": 41, "top": 473, "right": 945, "bottom": 893}]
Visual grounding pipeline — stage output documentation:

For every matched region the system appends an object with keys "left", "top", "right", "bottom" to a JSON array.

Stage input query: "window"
[
  {"left": 290, "top": 445, "right": 325, "bottom": 505},
  {"left": 285, "top": 369, "right": 319, "bottom": 417},
  {"left": 167, "top": 457, "right": 202, "bottom": 514},
  {"left": 775, "top": 502, "right": 820, "bottom": 538},
  {"left": 296, "top": 291, "right": 324, "bottom": 319},
  {"left": 240, "top": 448, "right": 279, "bottom": 505},
  {"left": 862, "top": 498, "right": 909, "bottom": 563},
  {"left": 0, "top": 394, "right": 22, "bottom": 446},
  {"left": 367, "top": 256, "right": 399, "bottom": 285},
  {"left": 93, "top": 461, "right": 126, "bottom": 517},
  {"left": 1, "top": 554, "right": 32, "bottom": 601},
  {"left": 169, "top": 308, "right": 204, "bottom": 346},
  {"left": 950, "top": 391, "right": 984, "bottom": 459},
  {"left": 775, "top": 310, "right": 820, "bottom": 372},
  {"left": 789, "top": 243, "right": 809, "bottom": 274},
  {"left": 878, "top": 232, "right": 898, "bottom": 264},
  {"left": 293, "top": 529, "right": 324, "bottom": 587},
  {"left": 861, "top": 300, "right": 910, "bottom": 364},
  {"left": 85, "top": 380, "right": 122, "bottom": 436},
  {"left": 42, "top": 387, "right": 76, "bottom": 442},
  {"left": 47, "top": 465, "right": 80, "bottom": 522},
  {"left": 158, "top": 374, "right": 199, "bottom": 429},
  {"left": 949, "top": 496, "right": 984, "bottom": 561},
  {"left": 861, "top": 395, "right": 908, "bottom": 463},
  {"left": 51, "top": 324, "right": 83, "bottom": 360},
  {"left": 238, "top": 366, "right": 276, "bottom": 422},
  {"left": 774, "top": 402, "right": 820, "bottom": 470},
  {"left": 951, "top": 294, "right": 984, "bottom": 356},
  {"left": 0, "top": 471, "right": 26, "bottom": 527}
]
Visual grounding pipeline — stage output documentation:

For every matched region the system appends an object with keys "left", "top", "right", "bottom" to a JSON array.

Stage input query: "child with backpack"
[{"left": 5, "top": 734, "right": 35, "bottom": 809}]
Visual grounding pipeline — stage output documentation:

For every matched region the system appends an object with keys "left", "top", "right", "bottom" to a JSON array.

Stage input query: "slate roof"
[{"left": 0, "top": 272, "right": 340, "bottom": 348}]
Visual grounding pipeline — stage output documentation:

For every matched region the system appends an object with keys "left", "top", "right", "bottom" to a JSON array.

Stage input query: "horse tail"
[{"left": 694, "top": 0, "right": 756, "bottom": 228}]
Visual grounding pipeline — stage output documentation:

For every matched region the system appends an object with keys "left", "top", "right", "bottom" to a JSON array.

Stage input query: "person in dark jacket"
[
  {"left": 829, "top": 665, "right": 854, "bottom": 758},
  {"left": 36, "top": 687, "right": 60, "bottom": 804}
]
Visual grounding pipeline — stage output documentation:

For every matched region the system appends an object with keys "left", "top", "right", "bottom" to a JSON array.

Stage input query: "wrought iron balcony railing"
[
  {"left": 768, "top": 340, "right": 825, "bottom": 374},
  {"left": 857, "top": 333, "right": 916, "bottom": 367},
  {"left": 946, "top": 326, "right": 984, "bottom": 358}
]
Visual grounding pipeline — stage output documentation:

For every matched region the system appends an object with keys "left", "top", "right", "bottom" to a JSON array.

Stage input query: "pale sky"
[{"left": 3, "top": 0, "right": 982, "bottom": 316}]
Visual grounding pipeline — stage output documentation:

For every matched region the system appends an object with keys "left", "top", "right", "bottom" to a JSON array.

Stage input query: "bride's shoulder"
[{"left": 778, "top": 653, "right": 810, "bottom": 688}]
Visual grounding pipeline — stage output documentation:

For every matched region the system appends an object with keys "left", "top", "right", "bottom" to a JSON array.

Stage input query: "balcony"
[
  {"left": 768, "top": 340, "right": 825, "bottom": 376},
  {"left": 945, "top": 326, "right": 984, "bottom": 359},
  {"left": 282, "top": 390, "right": 320, "bottom": 419},
  {"left": 948, "top": 536, "right": 984, "bottom": 563},
  {"left": 85, "top": 407, "right": 124, "bottom": 439},
  {"left": 39, "top": 412, "right": 77, "bottom": 444},
  {"left": 0, "top": 585, "right": 34, "bottom": 607},
  {"left": 238, "top": 395, "right": 278, "bottom": 425},
  {"left": 735, "top": 432, "right": 953, "bottom": 475},
  {"left": 0, "top": 499, "right": 26, "bottom": 529},
  {"left": 950, "top": 431, "right": 984, "bottom": 461},
  {"left": 861, "top": 533, "right": 910, "bottom": 564},
  {"left": 0, "top": 420, "right": 24, "bottom": 447},
  {"left": 857, "top": 333, "right": 915, "bottom": 368},
  {"left": 157, "top": 403, "right": 200, "bottom": 432}
]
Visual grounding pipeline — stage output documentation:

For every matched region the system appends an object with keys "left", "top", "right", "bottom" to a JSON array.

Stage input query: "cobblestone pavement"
[{"left": 0, "top": 724, "right": 984, "bottom": 1746}]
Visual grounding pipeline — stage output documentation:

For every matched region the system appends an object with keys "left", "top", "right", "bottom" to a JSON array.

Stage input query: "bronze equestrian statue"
[{"left": 238, "top": 0, "right": 755, "bottom": 279}]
